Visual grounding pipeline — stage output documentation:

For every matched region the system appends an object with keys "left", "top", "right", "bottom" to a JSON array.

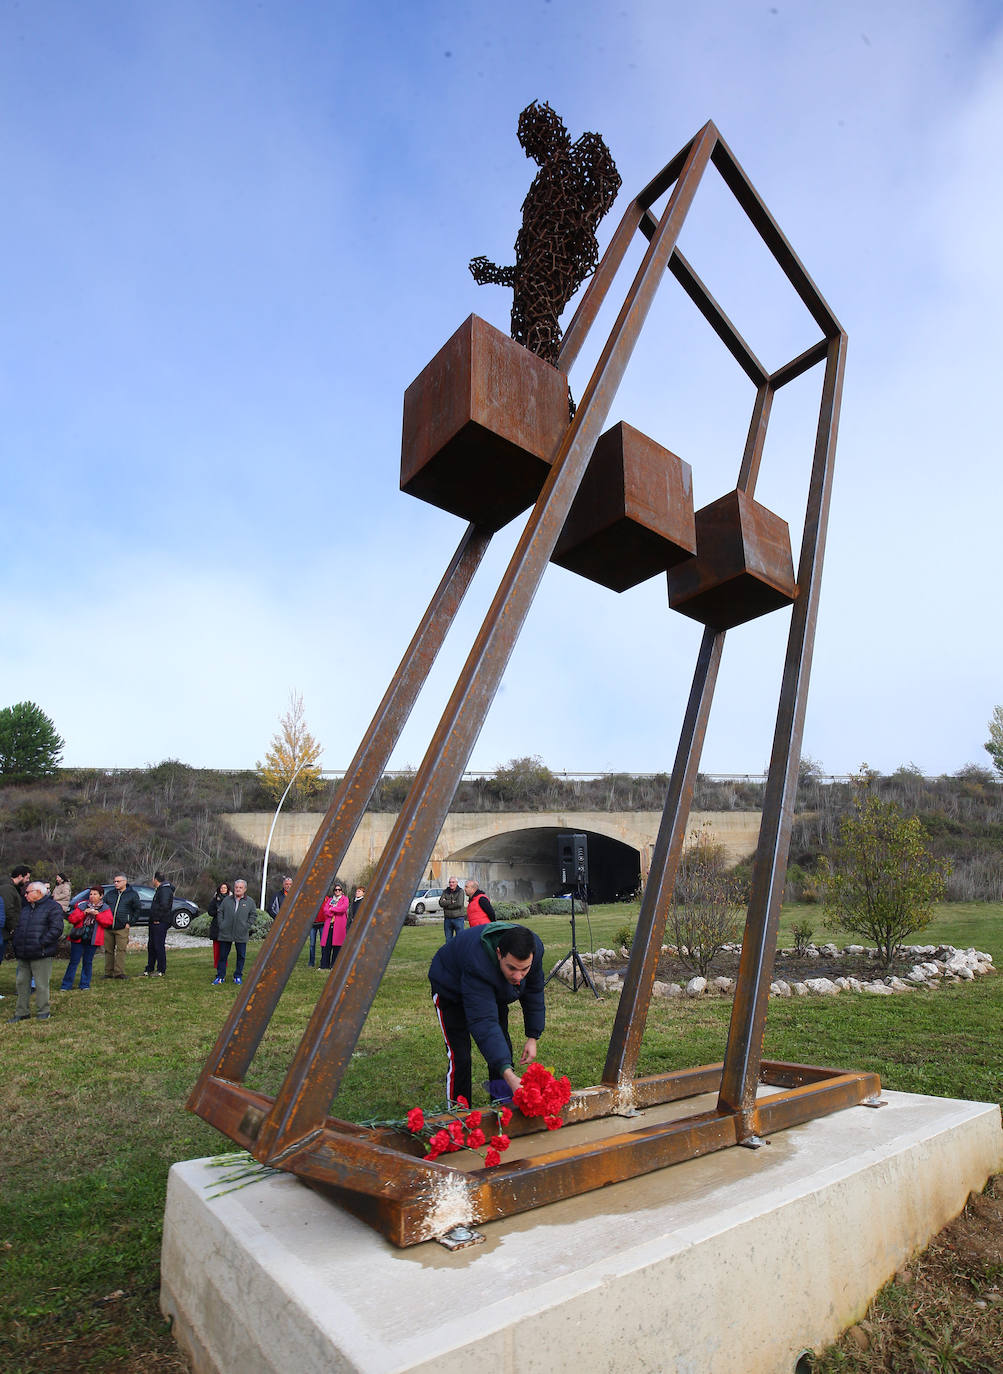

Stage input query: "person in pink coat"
[
  {"left": 319, "top": 883, "right": 350, "bottom": 970},
  {"left": 61, "top": 886, "right": 114, "bottom": 990}
]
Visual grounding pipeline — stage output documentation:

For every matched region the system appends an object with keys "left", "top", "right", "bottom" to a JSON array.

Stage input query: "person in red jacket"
[
  {"left": 463, "top": 880, "right": 496, "bottom": 927},
  {"left": 61, "top": 886, "right": 113, "bottom": 991}
]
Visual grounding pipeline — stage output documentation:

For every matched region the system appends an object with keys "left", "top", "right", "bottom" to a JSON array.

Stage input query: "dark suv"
[{"left": 68, "top": 884, "right": 200, "bottom": 930}]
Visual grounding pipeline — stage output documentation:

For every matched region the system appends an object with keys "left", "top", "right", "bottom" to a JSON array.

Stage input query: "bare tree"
[{"left": 671, "top": 826, "right": 744, "bottom": 978}]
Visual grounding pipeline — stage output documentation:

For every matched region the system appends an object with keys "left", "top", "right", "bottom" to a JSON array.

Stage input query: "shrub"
[
  {"left": 791, "top": 919, "right": 814, "bottom": 956},
  {"left": 820, "top": 794, "right": 950, "bottom": 968},
  {"left": 535, "top": 897, "right": 580, "bottom": 915},
  {"left": 613, "top": 922, "right": 634, "bottom": 951},
  {"left": 493, "top": 902, "right": 531, "bottom": 922},
  {"left": 671, "top": 825, "right": 744, "bottom": 977},
  {"left": 249, "top": 911, "right": 273, "bottom": 940},
  {"left": 187, "top": 913, "right": 213, "bottom": 938}
]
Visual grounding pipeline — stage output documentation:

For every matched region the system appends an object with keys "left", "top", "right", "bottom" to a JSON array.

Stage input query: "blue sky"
[{"left": 2, "top": 1, "right": 1001, "bottom": 777}]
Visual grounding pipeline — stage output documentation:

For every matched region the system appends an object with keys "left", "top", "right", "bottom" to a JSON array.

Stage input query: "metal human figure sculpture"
[{"left": 469, "top": 101, "right": 621, "bottom": 365}]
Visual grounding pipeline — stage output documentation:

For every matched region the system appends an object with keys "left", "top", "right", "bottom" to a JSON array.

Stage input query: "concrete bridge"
[{"left": 225, "top": 809, "right": 762, "bottom": 903}]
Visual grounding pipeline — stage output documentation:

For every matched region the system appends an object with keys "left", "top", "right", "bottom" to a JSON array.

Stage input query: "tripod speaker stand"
[
  {"left": 544, "top": 886, "right": 600, "bottom": 997},
  {"left": 545, "top": 832, "right": 600, "bottom": 997}
]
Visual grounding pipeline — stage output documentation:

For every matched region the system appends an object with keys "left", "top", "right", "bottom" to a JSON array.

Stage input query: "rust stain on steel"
[{"left": 189, "top": 119, "right": 854, "bottom": 1246}]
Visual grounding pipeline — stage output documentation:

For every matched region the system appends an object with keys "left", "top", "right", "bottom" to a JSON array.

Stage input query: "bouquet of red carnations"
[
  {"left": 512, "top": 1063, "right": 572, "bottom": 1130},
  {"left": 405, "top": 1100, "right": 513, "bottom": 1167}
]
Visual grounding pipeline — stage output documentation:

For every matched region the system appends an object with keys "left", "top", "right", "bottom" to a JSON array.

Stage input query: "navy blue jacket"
[
  {"left": 428, "top": 923, "right": 545, "bottom": 1077},
  {"left": 149, "top": 881, "right": 175, "bottom": 923},
  {"left": 11, "top": 895, "right": 65, "bottom": 960}
]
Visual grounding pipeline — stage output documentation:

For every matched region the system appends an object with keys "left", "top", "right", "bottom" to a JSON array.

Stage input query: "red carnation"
[
  {"left": 484, "top": 1147, "right": 501, "bottom": 1167},
  {"left": 499, "top": 1106, "right": 513, "bottom": 1127},
  {"left": 455, "top": 1096, "right": 469, "bottom": 1109},
  {"left": 489, "top": 1134, "right": 511, "bottom": 1152},
  {"left": 428, "top": 1128, "right": 450, "bottom": 1153},
  {"left": 544, "top": 1114, "right": 563, "bottom": 1130},
  {"left": 464, "top": 1110, "right": 482, "bottom": 1128},
  {"left": 466, "top": 1127, "right": 486, "bottom": 1149},
  {"left": 449, "top": 1120, "right": 464, "bottom": 1143},
  {"left": 406, "top": 1107, "right": 424, "bottom": 1132}
]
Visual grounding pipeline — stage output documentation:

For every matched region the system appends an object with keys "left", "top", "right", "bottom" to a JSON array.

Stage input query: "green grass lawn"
[{"left": 1, "top": 902, "right": 1000, "bottom": 1373}]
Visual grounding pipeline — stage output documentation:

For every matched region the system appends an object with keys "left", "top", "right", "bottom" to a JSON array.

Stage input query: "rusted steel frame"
[
  {"left": 760, "top": 1059, "right": 864, "bottom": 1088},
  {"left": 279, "top": 1124, "right": 466, "bottom": 1203},
  {"left": 718, "top": 333, "right": 847, "bottom": 1130},
  {"left": 668, "top": 249, "right": 768, "bottom": 385},
  {"left": 603, "top": 626, "right": 725, "bottom": 1085},
  {"left": 601, "top": 351, "right": 775, "bottom": 1086},
  {"left": 771, "top": 338, "right": 829, "bottom": 391},
  {"left": 256, "top": 125, "right": 722, "bottom": 1163},
  {"left": 636, "top": 125, "right": 708, "bottom": 210},
  {"left": 558, "top": 195, "right": 647, "bottom": 371},
  {"left": 192, "top": 1073, "right": 387, "bottom": 1152},
  {"left": 753, "top": 1071, "right": 881, "bottom": 1136},
  {"left": 560, "top": 123, "right": 717, "bottom": 375},
  {"left": 457, "top": 1110, "right": 740, "bottom": 1238},
  {"left": 709, "top": 133, "right": 842, "bottom": 337},
  {"left": 187, "top": 522, "right": 492, "bottom": 1113},
  {"left": 737, "top": 380, "right": 774, "bottom": 496}
]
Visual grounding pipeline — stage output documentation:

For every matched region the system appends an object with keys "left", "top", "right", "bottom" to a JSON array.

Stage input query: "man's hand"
[
  {"left": 520, "top": 1038, "right": 538, "bottom": 1066},
  {"left": 502, "top": 1066, "right": 521, "bottom": 1094}
]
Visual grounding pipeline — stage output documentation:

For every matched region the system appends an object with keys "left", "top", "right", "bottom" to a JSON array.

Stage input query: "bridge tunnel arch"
[{"left": 444, "top": 825, "right": 640, "bottom": 904}]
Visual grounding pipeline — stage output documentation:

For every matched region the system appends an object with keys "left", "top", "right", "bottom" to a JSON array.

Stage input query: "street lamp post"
[{"left": 260, "top": 761, "right": 307, "bottom": 912}]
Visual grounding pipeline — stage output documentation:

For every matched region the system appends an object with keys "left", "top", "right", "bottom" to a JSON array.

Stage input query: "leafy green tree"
[
  {"left": 819, "top": 794, "right": 950, "bottom": 968},
  {"left": 984, "top": 705, "right": 1003, "bottom": 779},
  {"left": 0, "top": 700, "right": 65, "bottom": 780}
]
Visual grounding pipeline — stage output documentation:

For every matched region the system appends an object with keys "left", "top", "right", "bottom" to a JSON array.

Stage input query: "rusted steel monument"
[{"left": 189, "top": 117, "right": 878, "bottom": 1247}]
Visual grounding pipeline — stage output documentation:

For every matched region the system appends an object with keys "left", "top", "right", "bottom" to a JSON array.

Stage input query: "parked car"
[
  {"left": 409, "top": 887, "right": 445, "bottom": 915},
  {"left": 68, "top": 884, "right": 200, "bottom": 930}
]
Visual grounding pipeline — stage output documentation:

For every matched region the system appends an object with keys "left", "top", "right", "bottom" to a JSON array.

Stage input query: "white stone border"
[{"left": 557, "top": 943, "right": 996, "bottom": 999}]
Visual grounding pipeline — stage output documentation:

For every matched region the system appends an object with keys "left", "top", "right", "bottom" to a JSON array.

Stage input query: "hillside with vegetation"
[{"left": 1, "top": 758, "right": 1001, "bottom": 907}]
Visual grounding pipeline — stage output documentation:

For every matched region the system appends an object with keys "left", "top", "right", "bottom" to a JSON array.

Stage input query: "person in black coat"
[
  {"left": 9, "top": 882, "right": 65, "bottom": 1021},
  {"left": 144, "top": 872, "right": 175, "bottom": 977}
]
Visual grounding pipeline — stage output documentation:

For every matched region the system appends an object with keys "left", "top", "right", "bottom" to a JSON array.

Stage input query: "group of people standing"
[
  {"left": 439, "top": 876, "right": 496, "bottom": 940},
  {"left": 0, "top": 866, "right": 175, "bottom": 1019}
]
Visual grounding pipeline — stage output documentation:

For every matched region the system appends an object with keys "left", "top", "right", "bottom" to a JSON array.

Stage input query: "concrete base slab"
[{"left": 161, "top": 1090, "right": 1003, "bottom": 1374}]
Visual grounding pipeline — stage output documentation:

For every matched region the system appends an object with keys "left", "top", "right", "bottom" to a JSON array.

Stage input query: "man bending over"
[{"left": 428, "top": 923, "right": 545, "bottom": 1107}]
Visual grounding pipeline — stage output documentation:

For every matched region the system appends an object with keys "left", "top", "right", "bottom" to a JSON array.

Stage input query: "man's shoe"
[
  {"left": 153, "top": 972, "right": 164, "bottom": 977},
  {"left": 212, "top": 977, "right": 224, "bottom": 986},
  {"left": 6, "top": 1015, "right": 29, "bottom": 1023},
  {"left": 233, "top": 975, "right": 242, "bottom": 985},
  {"left": 36, "top": 1013, "right": 51, "bottom": 1020},
  {"left": 143, "top": 971, "right": 151, "bottom": 977}
]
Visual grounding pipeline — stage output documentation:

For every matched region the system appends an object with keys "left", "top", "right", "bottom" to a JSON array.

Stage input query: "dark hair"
[
  {"left": 89, "top": 884, "right": 104, "bottom": 896},
  {"left": 497, "top": 926, "right": 536, "bottom": 960},
  {"left": 11, "top": 865, "right": 30, "bottom": 879},
  {"left": 55, "top": 872, "right": 68, "bottom": 884},
  {"left": 154, "top": 871, "right": 165, "bottom": 882}
]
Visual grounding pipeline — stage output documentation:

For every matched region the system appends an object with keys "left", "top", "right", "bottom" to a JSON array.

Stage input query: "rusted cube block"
[
  {"left": 551, "top": 422, "right": 696, "bottom": 592},
  {"left": 667, "top": 489, "right": 797, "bottom": 629},
  {"left": 401, "top": 314, "right": 569, "bottom": 532}
]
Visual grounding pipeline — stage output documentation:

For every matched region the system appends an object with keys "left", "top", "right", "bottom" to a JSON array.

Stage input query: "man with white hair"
[
  {"left": 8, "top": 881, "right": 65, "bottom": 1022},
  {"left": 439, "top": 876, "right": 465, "bottom": 941}
]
